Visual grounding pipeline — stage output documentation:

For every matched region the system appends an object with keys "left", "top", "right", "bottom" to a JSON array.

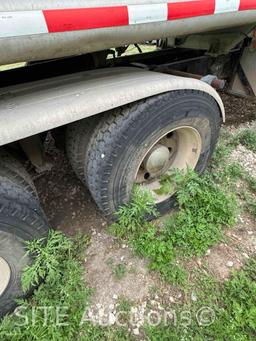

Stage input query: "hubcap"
[
  {"left": 135, "top": 126, "right": 202, "bottom": 203},
  {"left": 143, "top": 144, "right": 170, "bottom": 175},
  {"left": 0, "top": 257, "right": 11, "bottom": 296}
]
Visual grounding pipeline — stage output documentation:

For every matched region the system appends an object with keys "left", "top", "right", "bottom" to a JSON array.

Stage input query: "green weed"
[
  {"left": 110, "top": 186, "right": 158, "bottom": 238},
  {"left": 211, "top": 130, "right": 237, "bottom": 167},
  {"left": 240, "top": 191, "right": 256, "bottom": 217},
  {"left": 110, "top": 169, "right": 237, "bottom": 284},
  {"left": 242, "top": 172, "right": 256, "bottom": 192},
  {"left": 106, "top": 258, "right": 127, "bottom": 280},
  {"left": 233, "top": 128, "right": 256, "bottom": 152},
  {"left": 164, "top": 170, "right": 237, "bottom": 256},
  {"left": 116, "top": 298, "right": 133, "bottom": 325},
  {"left": 117, "top": 298, "right": 133, "bottom": 314}
]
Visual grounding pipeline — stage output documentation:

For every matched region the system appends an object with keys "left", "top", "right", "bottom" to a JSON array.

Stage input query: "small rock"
[
  {"left": 133, "top": 328, "right": 140, "bottom": 336},
  {"left": 131, "top": 307, "right": 138, "bottom": 313},
  {"left": 248, "top": 231, "right": 253, "bottom": 235},
  {"left": 169, "top": 296, "right": 175, "bottom": 303},
  {"left": 197, "top": 259, "right": 202, "bottom": 266},
  {"left": 122, "top": 244, "right": 126, "bottom": 248},
  {"left": 136, "top": 320, "right": 143, "bottom": 327},
  {"left": 237, "top": 215, "right": 244, "bottom": 224},
  {"left": 98, "top": 308, "right": 104, "bottom": 317},
  {"left": 109, "top": 313, "right": 116, "bottom": 325},
  {"left": 120, "top": 256, "right": 125, "bottom": 261},
  {"left": 113, "top": 294, "right": 118, "bottom": 300},
  {"left": 243, "top": 252, "right": 249, "bottom": 259},
  {"left": 206, "top": 249, "right": 211, "bottom": 256},
  {"left": 191, "top": 292, "right": 197, "bottom": 302},
  {"left": 226, "top": 261, "right": 234, "bottom": 268}
]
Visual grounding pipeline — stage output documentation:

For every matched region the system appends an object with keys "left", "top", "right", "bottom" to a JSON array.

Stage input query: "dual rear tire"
[{"left": 66, "top": 90, "right": 221, "bottom": 217}]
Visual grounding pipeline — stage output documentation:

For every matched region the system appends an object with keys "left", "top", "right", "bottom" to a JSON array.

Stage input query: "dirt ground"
[{"left": 33, "top": 93, "right": 256, "bottom": 334}]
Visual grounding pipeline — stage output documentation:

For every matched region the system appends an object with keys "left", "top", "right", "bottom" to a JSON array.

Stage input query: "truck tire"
[
  {"left": 67, "top": 90, "right": 221, "bottom": 217},
  {"left": 0, "top": 177, "right": 49, "bottom": 318},
  {"left": 0, "top": 149, "right": 38, "bottom": 199},
  {"left": 66, "top": 115, "right": 102, "bottom": 182}
]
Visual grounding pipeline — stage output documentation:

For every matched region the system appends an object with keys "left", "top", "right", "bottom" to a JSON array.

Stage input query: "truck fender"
[{"left": 0, "top": 67, "right": 225, "bottom": 146}]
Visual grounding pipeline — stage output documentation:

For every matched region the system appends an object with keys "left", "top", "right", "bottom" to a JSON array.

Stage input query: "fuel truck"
[{"left": 0, "top": 0, "right": 256, "bottom": 316}]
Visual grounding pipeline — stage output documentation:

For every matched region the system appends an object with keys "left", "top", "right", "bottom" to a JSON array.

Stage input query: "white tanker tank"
[{"left": 1, "top": 0, "right": 256, "bottom": 65}]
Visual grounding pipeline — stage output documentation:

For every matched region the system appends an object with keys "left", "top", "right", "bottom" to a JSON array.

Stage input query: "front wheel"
[{"left": 67, "top": 90, "right": 221, "bottom": 217}]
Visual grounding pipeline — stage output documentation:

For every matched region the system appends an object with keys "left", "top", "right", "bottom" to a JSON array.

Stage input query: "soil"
[{"left": 221, "top": 93, "right": 256, "bottom": 125}]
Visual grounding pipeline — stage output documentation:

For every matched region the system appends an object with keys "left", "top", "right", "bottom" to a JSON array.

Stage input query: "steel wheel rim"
[
  {"left": 135, "top": 126, "right": 202, "bottom": 203},
  {"left": 0, "top": 257, "right": 11, "bottom": 296}
]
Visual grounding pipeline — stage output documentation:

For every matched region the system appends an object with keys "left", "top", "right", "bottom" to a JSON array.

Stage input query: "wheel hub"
[
  {"left": 135, "top": 126, "right": 202, "bottom": 203},
  {"left": 0, "top": 257, "right": 11, "bottom": 296},
  {"left": 143, "top": 144, "right": 170, "bottom": 175}
]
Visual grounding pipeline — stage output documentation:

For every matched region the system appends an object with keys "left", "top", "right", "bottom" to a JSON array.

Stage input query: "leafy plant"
[
  {"left": 110, "top": 169, "right": 237, "bottom": 284},
  {"left": 240, "top": 191, "right": 256, "bottom": 217},
  {"left": 233, "top": 128, "right": 256, "bottom": 152},
  {"left": 164, "top": 170, "right": 238, "bottom": 256},
  {"left": 242, "top": 172, "right": 256, "bottom": 192},
  {"left": 211, "top": 131, "right": 237, "bottom": 167},
  {"left": 106, "top": 258, "right": 127, "bottom": 280},
  {"left": 109, "top": 186, "right": 158, "bottom": 238},
  {"left": 154, "top": 172, "right": 176, "bottom": 195}
]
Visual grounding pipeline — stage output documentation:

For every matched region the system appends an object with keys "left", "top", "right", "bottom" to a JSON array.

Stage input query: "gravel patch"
[{"left": 230, "top": 145, "right": 256, "bottom": 177}]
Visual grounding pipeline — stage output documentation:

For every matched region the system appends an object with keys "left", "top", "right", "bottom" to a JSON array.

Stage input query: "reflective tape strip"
[
  {"left": 0, "top": 1, "right": 256, "bottom": 38},
  {"left": 215, "top": 0, "right": 240, "bottom": 13},
  {"left": 168, "top": 0, "right": 215, "bottom": 20},
  {"left": 0, "top": 11, "right": 48, "bottom": 38},
  {"left": 239, "top": 0, "right": 256, "bottom": 10},
  {"left": 43, "top": 6, "right": 129, "bottom": 33},
  {"left": 128, "top": 4, "right": 168, "bottom": 25}
]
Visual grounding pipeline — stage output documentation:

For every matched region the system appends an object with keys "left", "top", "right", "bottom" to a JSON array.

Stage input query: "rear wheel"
[{"left": 66, "top": 90, "right": 221, "bottom": 217}]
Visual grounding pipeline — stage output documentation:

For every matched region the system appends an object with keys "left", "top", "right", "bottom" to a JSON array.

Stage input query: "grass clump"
[
  {"left": 106, "top": 258, "right": 127, "bottom": 280},
  {"left": 211, "top": 129, "right": 238, "bottom": 167},
  {"left": 240, "top": 191, "right": 256, "bottom": 217},
  {"left": 116, "top": 298, "right": 133, "bottom": 325},
  {"left": 210, "top": 257, "right": 256, "bottom": 340},
  {"left": 233, "top": 128, "right": 256, "bottom": 152},
  {"left": 164, "top": 170, "right": 237, "bottom": 256},
  {"left": 110, "top": 169, "right": 238, "bottom": 284},
  {"left": 110, "top": 186, "right": 158, "bottom": 238},
  {"left": 0, "top": 231, "right": 130, "bottom": 341}
]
